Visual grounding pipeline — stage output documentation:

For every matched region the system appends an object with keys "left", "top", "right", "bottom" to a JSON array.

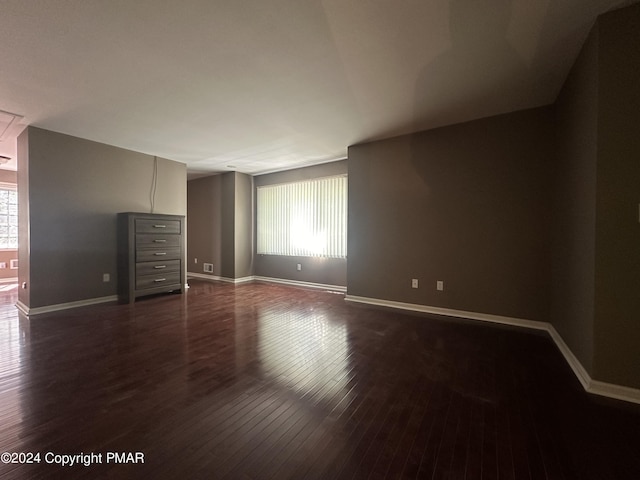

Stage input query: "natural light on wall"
[{"left": 257, "top": 175, "right": 347, "bottom": 258}]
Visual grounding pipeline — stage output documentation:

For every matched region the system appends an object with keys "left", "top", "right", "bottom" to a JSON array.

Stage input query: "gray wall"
[
  {"left": 18, "top": 126, "right": 186, "bottom": 309},
  {"left": 347, "top": 2, "right": 640, "bottom": 390},
  {"left": 234, "top": 172, "right": 253, "bottom": 279},
  {"left": 186, "top": 175, "right": 222, "bottom": 276},
  {"left": 187, "top": 171, "right": 252, "bottom": 280},
  {"left": 551, "top": 24, "right": 599, "bottom": 374},
  {"left": 253, "top": 160, "right": 347, "bottom": 287},
  {"left": 188, "top": 161, "right": 346, "bottom": 285},
  {"left": 17, "top": 132, "right": 30, "bottom": 307},
  {"left": 551, "top": 3, "right": 640, "bottom": 389},
  {"left": 348, "top": 108, "right": 554, "bottom": 321},
  {"left": 220, "top": 173, "right": 236, "bottom": 278},
  {"left": 593, "top": 4, "right": 640, "bottom": 388}
]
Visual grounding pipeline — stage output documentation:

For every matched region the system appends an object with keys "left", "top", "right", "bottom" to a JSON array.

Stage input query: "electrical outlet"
[
  {"left": 297, "top": 263, "right": 302, "bottom": 271},
  {"left": 194, "top": 257, "right": 198, "bottom": 264},
  {"left": 437, "top": 280, "right": 444, "bottom": 291},
  {"left": 203, "top": 263, "right": 213, "bottom": 273},
  {"left": 103, "top": 273, "right": 110, "bottom": 282},
  {"left": 411, "top": 278, "right": 418, "bottom": 288}
]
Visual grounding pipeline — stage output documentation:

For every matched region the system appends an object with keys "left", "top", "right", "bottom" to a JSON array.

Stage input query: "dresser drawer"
[
  {"left": 135, "top": 272, "right": 181, "bottom": 290},
  {"left": 136, "top": 259, "right": 181, "bottom": 276},
  {"left": 136, "top": 247, "right": 182, "bottom": 262},
  {"left": 118, "top": 212, "right": 185, "bottom": 304},
  {"left": 136, "top": 234, "right": 181, "bottom": 248},
  {"left": 135, "top": 218, "right": 182, "bottom": 235}
]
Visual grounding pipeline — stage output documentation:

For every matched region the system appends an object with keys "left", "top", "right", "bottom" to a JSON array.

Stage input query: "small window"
[{"left": 0, "top": 184, "right": 17, "bottom": 250}]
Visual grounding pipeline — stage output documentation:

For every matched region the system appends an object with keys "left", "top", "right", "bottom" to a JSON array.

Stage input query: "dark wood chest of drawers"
[{"left": 118, "top": 212, "right": 185, "bottom": 303}]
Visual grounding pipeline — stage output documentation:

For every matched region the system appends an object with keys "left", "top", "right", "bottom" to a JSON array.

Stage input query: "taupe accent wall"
[
  {"left": 348, "top": 2, "right": 640, "bottom": 391},
  {"left": 221, "top": 171, "right": 253, "bottom": 279},
  {"left": 187, "top": 175, "right": 223, "bottom": 276},
  {"left": 221, "top": 173, "right": 236, "bottom": 278},
  {"left": 187, "top": 171, "right": 252, "bottom": 280},
  {"left": 348, "top": 108, "right": 554, "bottom": 321},
  {"left": 551, "top": 3, "right": 640, "bottom": 389},
  {"left": 552, "top": 24, "right": 598, "bottom": 375},
  {"left": 593, "top": 5, "right": 640, "bottom": 388},
  {"left": 234, "top": 172, "right": 253, "bottom": 279},
  {"left": 17, "top": 131, "right": 30, "bottom": 307},
  {"left": 187, "top": 162, "right": 346, "bottom": 286},
  {"left": 18, "top": 127, "right": 186, "bottom": 309},
  {"left": 253, "top": 161, "right": 347, "bottom": 287}
]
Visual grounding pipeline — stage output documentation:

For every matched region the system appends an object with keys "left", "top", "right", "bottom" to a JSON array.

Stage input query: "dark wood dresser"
[{"left": 118, "top": 212, "right": 185, "bottom": 303}]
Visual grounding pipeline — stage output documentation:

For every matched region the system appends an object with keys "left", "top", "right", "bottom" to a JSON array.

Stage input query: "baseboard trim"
[
  {"left": 187, "top": 273, "right": 346, "bottom": 293},
  {"left": 15, "top": 300, "right": 28, "bottom": 315},
  {"left": 344, "top": 295, "right": 640, "bottom": 405},
  {"left": 545, "top": 323, "right": 592, "bottom": 391},
  {"left": 187, "top": 273, "right": 254, "bottom": 284},
  {"left": 0, "top": 277, "right": 17, "bottom": 284},
  {"left": 254, "top": 276, "right": 347, "bottom": 293},
  {"left": 344, "top": 295, "right": 547, "bottom": 331},
  {"left": 17, "top": 295, "right": 119, "bottom": 316}
]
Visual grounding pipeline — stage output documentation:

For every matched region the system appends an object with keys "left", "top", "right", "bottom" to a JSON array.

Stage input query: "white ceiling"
[{"left": 0, "top": 0, "right": 634, "bottom": 177}]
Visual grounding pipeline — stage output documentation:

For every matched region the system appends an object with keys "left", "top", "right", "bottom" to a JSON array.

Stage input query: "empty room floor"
[{"left": 1, "top": 279, "right": 639, "bottom": 479}]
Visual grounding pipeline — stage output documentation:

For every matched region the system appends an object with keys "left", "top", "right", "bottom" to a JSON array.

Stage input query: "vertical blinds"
[{"left": 257, "top": 175, "right": 347, "bottom": 258}]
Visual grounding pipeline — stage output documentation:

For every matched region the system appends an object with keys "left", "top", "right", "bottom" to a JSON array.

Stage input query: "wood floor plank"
[{"left": 0, "top": 279, "right": 639, "bottom": 479}]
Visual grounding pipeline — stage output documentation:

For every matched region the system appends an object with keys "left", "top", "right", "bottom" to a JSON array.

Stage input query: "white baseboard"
[
  {"left": 254, "top": 276, "right": 346, "bottom": 293},
  {"left": 545, "top": 323, "right": 592, "bottom": 391},
  {"left": 15, "top": 301, "right": 27, "bottom": 315},
  {"left": 187, "top": 272, "right": 254, "bottom": 284},
  {"left": 345, "top": 295, "right": 547, "bottom": 331},
  {"left": 345, "top": 294, "right": 640, "bottom": 405},
  {"left": 187, "top": 272, "right": 347, "bottom": 293},
  {"left": 17, "top": 295, "right": 118, "bottom": 316},
  {"left": 0, "top": 277, "right": 17, "bottom": 284}
]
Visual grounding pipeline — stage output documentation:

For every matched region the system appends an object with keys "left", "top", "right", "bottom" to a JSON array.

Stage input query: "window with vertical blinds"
[{"left": 257, "top": 175, "right": 347, "bottom": 258}]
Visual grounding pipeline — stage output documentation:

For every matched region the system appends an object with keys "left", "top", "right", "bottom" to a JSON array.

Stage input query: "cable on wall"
[{"left": 150, "top": 156, "right": 158, "bottom": 213}]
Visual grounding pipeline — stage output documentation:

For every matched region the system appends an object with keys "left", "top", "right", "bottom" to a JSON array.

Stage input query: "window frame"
[
  {"left": 0, "top": 182, "right": 18, "bottom": 251},
  {"left": 256, "top": 175, "right": 347, "bottom": 259}
]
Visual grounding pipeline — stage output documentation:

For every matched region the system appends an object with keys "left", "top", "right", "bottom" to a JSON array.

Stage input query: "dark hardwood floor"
[{"left": 1, "top": 279, "right": 639, "bottom": 479}]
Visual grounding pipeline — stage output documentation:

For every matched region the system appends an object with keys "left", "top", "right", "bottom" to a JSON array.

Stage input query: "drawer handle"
[
  {"left": 153, "top": 224, "right": 167, "bottom": 228},
  {"left": 154, "top": 265, "right": 167, "bottom": 269},
  {"left": 154, "top": 278, "right": 166, "bottom": 283},
  {"left": 154, "top": 252, "right": 167, "bottom": 256},
  {"left": 153, "top": 239, "right": 167, "bottom": 243}
]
